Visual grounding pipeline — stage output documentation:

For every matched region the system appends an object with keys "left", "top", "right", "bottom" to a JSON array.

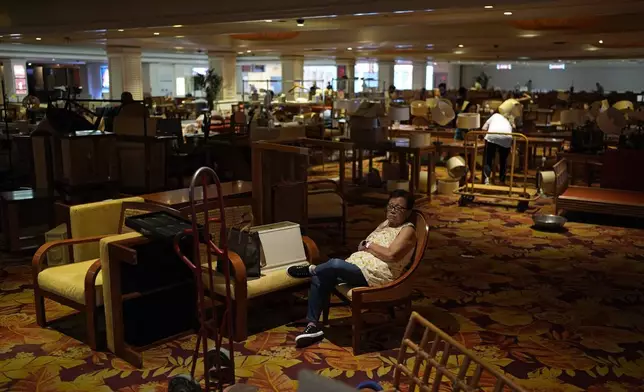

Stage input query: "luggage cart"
[
  {"left": 455, "top": 131, "right": 539, "bottom": 211},
  {"left": 168, "top": 167, "right": 235, "bottom": 392}
]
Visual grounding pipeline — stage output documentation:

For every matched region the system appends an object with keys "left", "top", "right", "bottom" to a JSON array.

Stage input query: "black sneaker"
[
  {"left": 295, "top": 325, "right": 324, "bottom": 348},
  {"left": 287, "top": 265, "right": 311, "bottom": 279}
]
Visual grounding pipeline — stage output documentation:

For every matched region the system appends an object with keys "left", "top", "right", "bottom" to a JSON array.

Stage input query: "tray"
[{"left": 125, "top": 211, "right": 206, "bottom": 242}]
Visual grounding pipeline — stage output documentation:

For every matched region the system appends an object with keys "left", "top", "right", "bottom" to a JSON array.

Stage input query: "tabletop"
[{"left": 141, "top": 180, "right": 253, "bottom": 209}]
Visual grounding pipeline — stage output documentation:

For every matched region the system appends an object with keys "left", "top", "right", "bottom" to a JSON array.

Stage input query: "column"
[
  {"left": 281, "top": 55, "right": 304, "bottom": 100},
  {"left": 1, "top": 59, "right": 29, "bottom": 101},
  {"left": 208, "top": 51, "right": 237, "bottom": 101},
  {"left": 335, "top": 58, "right": 355, "bottom": 96},
  {"left": 106, "top": 46, "right": 143, "bottom": 100},
  {"left": 412, "top": 61, "right": 427, "bottom": 90},
  {"left": 378, "top": 60, "right": 395, "bottom": 91},
  {"left": 447, "top": 63, "right": 462, "bottom": 90}
]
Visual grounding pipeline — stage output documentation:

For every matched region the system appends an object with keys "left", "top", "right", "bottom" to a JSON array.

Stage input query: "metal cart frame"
[
  {"left": 169, "top": 166, "right": 235, "bottom": 392},
  {"left": 455, "top": 131, "right": 539, "bottom": 211}
]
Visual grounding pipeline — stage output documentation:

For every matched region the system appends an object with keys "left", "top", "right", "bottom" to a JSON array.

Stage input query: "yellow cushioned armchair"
[{"left": 32, "top": 197, "right": 145, "bottom": 349}]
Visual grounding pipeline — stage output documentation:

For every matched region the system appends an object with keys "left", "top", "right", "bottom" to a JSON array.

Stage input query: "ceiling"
[{"left": 2, "top": 0, "right": 644, "bottom": 62}]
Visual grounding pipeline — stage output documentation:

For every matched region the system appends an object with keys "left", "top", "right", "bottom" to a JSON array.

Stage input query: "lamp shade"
[
  {"left": 456, "top": 113, "right": 480, "bottom": 129},
  {"left": 483, "top": 100, "right": 503, "bottom": 111},
  {"left": 389, "top": 106, "right": 410, "bottom": 122},
  {"left": 430, "top": 100, "right": 455, "bottom": 126},
  {"left": 613, "top": 100, "right": 634, "bottom": 111},
  {"left": 597, "top": 107, "right": 627, "bottom": 135},
  {"left": 410, "top": 100, "right": 428, "bottom": 117},
  {"left": 499, "top": 99, "right": 523, "bottom": 118}
]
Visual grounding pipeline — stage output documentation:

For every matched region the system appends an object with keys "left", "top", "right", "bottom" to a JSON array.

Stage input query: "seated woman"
[{"left": 287, "top": 190, "right": 417, "bottom": 348}]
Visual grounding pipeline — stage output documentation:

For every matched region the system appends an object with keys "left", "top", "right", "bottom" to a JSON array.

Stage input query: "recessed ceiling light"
[
  {"left": 117, "top": 29, "right": 124, "bottom": 32},
  {"left": 433, "top": 62, "right": 437, "bottom": 65},
  {"left": 237, "top": 51, "right": 244, "bottom": 54},
  {"left": 347, "top": 47, "right": 353, "bottom": 51},
  {"left": 246, "top": 49, "right": 252, "bottom": 53},
  {"left": 484, "top": 5, "right": 494, "bottom": 9},
  {"left": 265, "top": 19, "right": 273, "bottom": 23},
  {"left": 353, "top": 12, "right": 379, "bottom": 16},
  {"left": 297, "top": 18, "right": 305, "bottom": 26},
  {"left": 175, "top": 35, "right": 184, "bottom": 38},
  {"left": 393, "top": 10, "right": 414, "bottom": 14},
  {"left": 598, "top": 40, "right": 603, "bottom": 44},
  {"left": 454, "top": 50, "right": 464, "bottom": 54},
  {"left": 424, "top": 9, "right": 434, "bottom": 12},
  {"left": 36, "top": 37, "right": 41, "bottom": 41},
  {"left": 173, "top": 25, "right": 183, "bottom": 28},
  {"left": 504, "top": 11, "right": 513, "bottom": 15},
  {"left": 519, "top": 32, "right": 538, "bottom": 38},
  {"left": 10, "top": 33, "right": 21, "bottom": 37},
  {"left": 458, "top": 44, "right": 464, "bottom": 48},
  {"left": 175, "top": 46, "right": 183, "bottom": 50},
  {"left": 52, "top": 58, "right": 55, "bottom": 61},
  {"left": 27, "top": 62, "right": 32, "bottom": 66},
  {"left": 153, "top": 32, "right": 160, "bottom": 35}
]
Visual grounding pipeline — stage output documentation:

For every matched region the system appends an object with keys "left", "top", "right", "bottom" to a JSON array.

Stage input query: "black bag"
[{"left": 218, "top": 213, "right": 262, "bottom": 278}]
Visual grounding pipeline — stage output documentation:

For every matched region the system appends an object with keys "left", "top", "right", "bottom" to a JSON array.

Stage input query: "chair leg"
[
  {"left": 233, "top": 299, "right": 248, "bottom": 342},
  {"left": 352, "top": 304, "right": 362, "bottom": 354},
  {"left": 34, "top": 289, "right": 46, "bottom": 327},
  {"left": 322, "top": 303, "right": 330, "bottom": 325},
  {"left": 85, "top": 305, "right": 98, "bottom": 350}
]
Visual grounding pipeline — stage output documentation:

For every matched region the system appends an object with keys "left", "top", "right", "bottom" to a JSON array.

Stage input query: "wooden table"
[
  {"left": 557, "top": 151, "right": 604, "bottom": 186},
  {"left": 0, "top": 189, "right": 57, "bottom": 252},
  {"left": 352, "top": 139, "right": 436, "bottom": 201},
  {"left": 140, "top": 180, "right": 253, "bottom": 209},
  {"left": 526, "top": 137, "right": 565, "bottom": 168},
  {"left": 434, "top": 139, "right": 486, "bottom": 186}
]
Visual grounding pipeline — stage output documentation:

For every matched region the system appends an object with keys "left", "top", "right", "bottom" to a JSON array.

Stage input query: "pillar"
[
  {"left": 281, "top": 55, "right": 304, "bottom": 100},
  {"left": 335, "top": 58, "right": 355, "bottom": 96},
  {"left": 447, "top": 63, "right": 462, "bottom": 90},
  {"left": 208, "top": 51, "right": 237, "bottom": 101},
  {"left": 378, "top": 60, "right": 395, "bottom": 91},
  {"left": 412, "top": 61, "right": 427, "bottom": 90},
  {"left": 1, "top": 59, "right": 29, "bottom": 101},
  {"left": 106, "top": 46, "right": 143, "bottom": 100}
]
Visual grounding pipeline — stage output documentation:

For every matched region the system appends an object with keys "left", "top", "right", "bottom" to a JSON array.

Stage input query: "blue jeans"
[{"left": 306, "top": 258, "right": 368, "bottom": 323}]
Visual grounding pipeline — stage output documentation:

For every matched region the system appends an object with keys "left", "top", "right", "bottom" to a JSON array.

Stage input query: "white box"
[
  {"left": 45, "top": 223, "right": 70, "bottom": 266},
  {"left": 250, "top": 222, "right": 307, "bottom": 272}
]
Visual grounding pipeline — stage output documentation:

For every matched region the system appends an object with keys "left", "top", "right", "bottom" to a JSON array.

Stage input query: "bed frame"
[{"left": 553, "top": 159, "right": 644, "bottom": 218}]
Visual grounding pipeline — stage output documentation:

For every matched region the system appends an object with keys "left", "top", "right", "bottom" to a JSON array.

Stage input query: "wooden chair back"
[
  {"left": 553, "top": 159, "right": 569, "bottom": 215},
  {"left": 404, "top": 210, "right": 430, "bottom": 278}
]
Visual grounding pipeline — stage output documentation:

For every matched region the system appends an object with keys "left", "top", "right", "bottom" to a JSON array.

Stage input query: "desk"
[
  {"left": 141, "top": 180, "right": 253, "bottom": 209},
  {"left": 352, "top": 140, "right": 435, "bottom": 200},
  {"left": 557, "top": 151, "right": 604, "bottom": 186},
  {"left": 0, "top": 189, "right": 56, "bottom": 252}
]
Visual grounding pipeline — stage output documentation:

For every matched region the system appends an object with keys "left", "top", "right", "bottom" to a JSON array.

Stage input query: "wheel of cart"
[
  {"left": 454, "top": 131, "right": 539, "bottom": 210},
  {"left": 169, "top": 167, "right": 236, "bottom": 392}
]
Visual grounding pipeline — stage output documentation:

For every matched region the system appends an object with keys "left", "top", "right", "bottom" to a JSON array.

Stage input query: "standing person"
[
  {"left": 287, "top": 190, "right": 417, "bottom": 348},
  {"left": 482, "top": 110, "right": 514, "bottom": 185},
  {"left": 438, "top": 83, "right": 447, "bottom": 97},
  {"left": 103, "top": 91, "right": 134, "bottom": 133}
]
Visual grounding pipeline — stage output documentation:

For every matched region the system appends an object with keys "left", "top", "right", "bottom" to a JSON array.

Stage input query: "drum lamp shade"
[{"left": 456, "top": 113, "right": 480, "bottom": 129}]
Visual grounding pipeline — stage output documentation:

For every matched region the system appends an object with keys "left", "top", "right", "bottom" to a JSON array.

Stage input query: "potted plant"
[
  {"left": 475, "top": 72, "right": 491, "bottom": 90},
  {"left": 193, "top": 69, "right": 223, "bottom": 138}
]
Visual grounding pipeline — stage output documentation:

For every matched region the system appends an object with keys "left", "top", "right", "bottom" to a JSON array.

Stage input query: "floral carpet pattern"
[{"left": 2, "top": 168, "right": 644, "bottom": 390}]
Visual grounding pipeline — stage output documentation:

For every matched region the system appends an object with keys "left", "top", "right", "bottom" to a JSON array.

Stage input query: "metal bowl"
[{"left": 532, "top": 214, "right": 567, "bottom": 231}]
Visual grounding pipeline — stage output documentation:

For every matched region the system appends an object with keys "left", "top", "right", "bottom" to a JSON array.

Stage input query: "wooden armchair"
[
  {"left": 323, "top": 210, "right": 429, "bottom": 353},
  {"left": 308, "top": 179, "right": 347, "bottom": 243},
  {"left": 32, "top": 199, "right": 178, "bottom": 349}
]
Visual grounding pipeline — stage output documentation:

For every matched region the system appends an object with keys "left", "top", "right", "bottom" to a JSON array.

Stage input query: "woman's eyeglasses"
[{"left": 386, "top": 204, "right": 407, "bottom": 214}]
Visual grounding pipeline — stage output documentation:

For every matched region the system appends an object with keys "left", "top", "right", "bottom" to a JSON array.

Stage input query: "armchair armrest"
[
  {"left": 302, "top": 236, "right": 321, "bottom": 265},
  {"left": 351, "top": 275, "right": 413, "bottom": 304},
  {"left": 308, "top": 179, "right": 341, "bottom": 192},
  {"left": 32, "top": 235, "right": 110, "bottom": 274},
  {"left": 225, "top": 250, "right": 248, "bottom": 303}
]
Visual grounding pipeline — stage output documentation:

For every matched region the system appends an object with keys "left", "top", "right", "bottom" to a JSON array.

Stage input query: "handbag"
[{"left": 218, "top": 212, "right": 262, "bottom": 278}]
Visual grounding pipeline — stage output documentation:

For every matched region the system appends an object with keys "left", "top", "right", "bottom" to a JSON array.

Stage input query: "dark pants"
[
  {"left": 484, "top": 142, "right": 511, "bottom": 182},
  {"left": 306, "top": 258, "right": 368, "bottom": 323}
]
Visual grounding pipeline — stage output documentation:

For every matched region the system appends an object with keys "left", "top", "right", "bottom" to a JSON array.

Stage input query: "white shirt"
[{"left": 483, "top": 113, "right": 513, "bottom": 149}]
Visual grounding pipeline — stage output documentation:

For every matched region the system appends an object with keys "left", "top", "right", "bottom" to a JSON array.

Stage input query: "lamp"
[
  {"left": 499, "top": 98, "right": 523, "bottom": 118},
  {"left": 456, "top": 112, "right": 480, "bottom": 129},
  {"left": 389, "top": 106, "right": 410, "bottom": 130},
  {"left": 613, "top": 100, "right": 634, "bottom": 112},
  {"left": 560, "top": 109, "right": 586, "bottom": 126}
]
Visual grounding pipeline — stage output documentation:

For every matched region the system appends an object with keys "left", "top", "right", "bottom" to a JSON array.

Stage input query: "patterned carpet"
[{"left": 1, "top": 163, "right": 644, "bottom": 391}]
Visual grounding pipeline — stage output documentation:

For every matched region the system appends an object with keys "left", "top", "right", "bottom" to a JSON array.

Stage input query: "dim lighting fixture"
[
  {"left": 265, "top": 19, "right": 273, "bottom": 23},
  {"left": 484, "top": 5, "right": 494, "bottom": 9},
  {"left": 153, "top": 32, "right": 160, "bottom": 35},
  {"left": 175, "top": 46, "right": 183, "bottom": 50},
  {"left": 458, "top": 44, "right": 464, "bottom": 48},
  {"left": 52, "top": 58, "right": 55, "bottom": 61},
  {"left": 246, "top": 49, "right": 252, "bottom": 53},
  {"left": 28, "top": 62, "right": 31, "bottom": 66},
  {"left": 297, "top": 18, "right": 305, "bottom": 26},
  {"left": 175, "top": 35, "right": 184, "bottom": 38},
  {"left": 173, "top": 24, "right": 183, "bottom": 28},
  {"left": 347, "top": 47, "right": 352, "bottom": 50},
  {"left": 117, "top": 29, "right": 124, "bottom": 32},
  {"left": 504, "top": 11, "right": 513, "bottom": 15},
  {"left": 36, "top": 37, "right": 41, "bottom": 41},
  {"left": 598, "top": 39, "right": 603, "bottom": 44},
  {"left": 393, "top": 10, "right": 414, "bottom": 14},
  {"left": 10, "top": 33, "right": 21, "bottom": 37},
  {"left": 238, "top": 51, "right": 243, "bottom": 54}
]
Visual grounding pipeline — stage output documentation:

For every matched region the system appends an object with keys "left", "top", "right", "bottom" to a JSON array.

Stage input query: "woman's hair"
[{"left": 389, "top": 189, "right": 415, "bottom": 210}]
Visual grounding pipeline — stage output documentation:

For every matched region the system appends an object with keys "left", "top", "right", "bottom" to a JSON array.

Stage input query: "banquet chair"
[
  {"left": 32, "top": 198, "right": 176, "bottom": 349},
  {"left": 322, "top": 210, "right": 429, "bottom": 353}
]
